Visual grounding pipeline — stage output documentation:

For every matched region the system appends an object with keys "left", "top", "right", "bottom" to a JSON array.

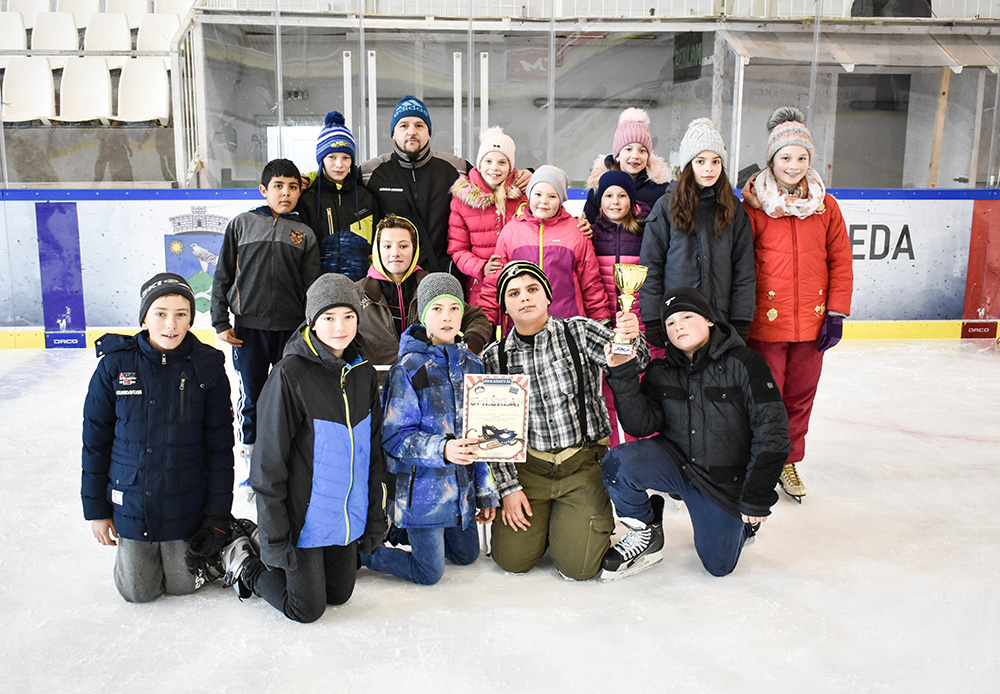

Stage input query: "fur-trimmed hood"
[
  {"left": 450, "top": 169, "right": 524, "bottom": 210},
  {"left": 584, "top": 151, "right": 672, "bottom": 191}
]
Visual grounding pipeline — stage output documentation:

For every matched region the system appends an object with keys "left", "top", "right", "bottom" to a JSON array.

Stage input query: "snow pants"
[{"left": 247, "top": 542, "right": 357, "bottom": 624}]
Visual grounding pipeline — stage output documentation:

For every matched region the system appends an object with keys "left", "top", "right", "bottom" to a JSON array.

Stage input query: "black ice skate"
[{"left": 600, "top": 496, "right": 666, "bottom": 582}]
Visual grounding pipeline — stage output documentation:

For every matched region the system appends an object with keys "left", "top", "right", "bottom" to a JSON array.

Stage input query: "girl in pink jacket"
[
  {"left": 480, "top": 166, "right": 611, "bottom": 331},
  {"left": 447, "top": 127, "right": 526, "bottom": 310}
]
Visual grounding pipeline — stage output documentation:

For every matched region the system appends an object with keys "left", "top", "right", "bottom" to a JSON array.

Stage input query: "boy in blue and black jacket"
[
  {"left": 211, "top": 158, "right": 321, "bottom": 493},
  {"left": 82, "top": 273, "right": 235, "bottom": 603},
  {"left": 223, "top": 273, "right": 387, "bottom": 623}
]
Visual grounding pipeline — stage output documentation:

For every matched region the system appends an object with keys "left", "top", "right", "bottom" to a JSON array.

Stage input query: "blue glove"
[{"left": 817, "top": 314, "right": 843, "bottom": 352}]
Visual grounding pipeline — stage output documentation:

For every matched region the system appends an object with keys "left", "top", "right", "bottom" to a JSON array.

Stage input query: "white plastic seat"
[
  {"left": 54, "top": 56, "right": 112, "bottom": 124},
  {"left": 0, "top": 12, "right": 28, "bottom": 72},
  {"left": 1, "top": 56, "right": 56, "bottom": 124},
  {"left": 137, "top": 12, "right": 179, "bottom": 70},
  {"left": 84, "top": 12, "right": 132, "bottom": 70},
  {"left": 7, "top": 0, "right": 48, "bottom": 30},
  {"left": 154, "top": 0, "right": 194, "bottom": 16},
  {"left": 116, "top": 57, "right": 170, "bottom": 125},
  {"left": 106, "top": 0, "right": 149, "bottom": 30},
  {"left": 55, "top": 0, "right": 100, "bottom": 29},
  {"left": 30, "top": 12, "right": 79, "bottom": 70}
]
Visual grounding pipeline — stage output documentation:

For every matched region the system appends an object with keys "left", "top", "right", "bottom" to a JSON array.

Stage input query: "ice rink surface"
[{"left": 1, "top": 339, "right": 998, "bottom": 693}]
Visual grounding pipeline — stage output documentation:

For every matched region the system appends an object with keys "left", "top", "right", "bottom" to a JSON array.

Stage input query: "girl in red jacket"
[
  {"left": 742, "top": 107, "right": 854, "bottom": 503},
  {"left": 447, "top": 127, "right": 527, "bottom": 311}
]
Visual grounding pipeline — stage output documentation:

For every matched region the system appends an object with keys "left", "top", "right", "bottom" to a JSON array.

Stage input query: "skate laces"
[
  {"left": 782, "top": 464, "right": 802, "bottom": 487},
  {"left": 615, "top": 525, "right": 651, "bottom": 560}
]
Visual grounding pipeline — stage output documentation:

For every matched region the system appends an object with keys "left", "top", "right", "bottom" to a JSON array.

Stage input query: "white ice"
[{"left": 1, "top": 339, "right": 998, "bottom": 692}]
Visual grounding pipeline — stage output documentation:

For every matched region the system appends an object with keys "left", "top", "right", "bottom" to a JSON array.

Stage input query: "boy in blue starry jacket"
[{"left": 362, "top": 273, "right": 499, "bottom": 585}]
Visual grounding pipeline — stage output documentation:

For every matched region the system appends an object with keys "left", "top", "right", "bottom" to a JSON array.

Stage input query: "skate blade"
[{"left": 599, "top": 552, "right": 664, "bottom": 582}]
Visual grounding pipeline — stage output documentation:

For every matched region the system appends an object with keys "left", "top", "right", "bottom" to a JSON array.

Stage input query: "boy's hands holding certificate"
[{"left": 444, "top": 437, "right": 485, "bottom": 465}]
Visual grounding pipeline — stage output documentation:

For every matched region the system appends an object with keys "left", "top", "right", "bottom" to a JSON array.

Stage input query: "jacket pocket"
[
  {"left": 109, "top": 463, "right": 140, "bottom": 488},
  {"left": 705, "top": 386, "right": 742, "bottom": 404},
  {"left": 709, "top": 464, "right": 746, "bottom": 485}
]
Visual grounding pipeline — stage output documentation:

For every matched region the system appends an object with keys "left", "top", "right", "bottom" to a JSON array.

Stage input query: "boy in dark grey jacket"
[
  {"left": 601, "top": 286, "right": 789, "bottom": 581},
  {"left": 211, "top": 159, "right": 321, "bottom": 495}
]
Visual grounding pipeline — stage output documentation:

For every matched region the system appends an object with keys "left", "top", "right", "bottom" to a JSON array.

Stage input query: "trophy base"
[{"left": 610, "top": 341, "right": 635, "bottom": 355}]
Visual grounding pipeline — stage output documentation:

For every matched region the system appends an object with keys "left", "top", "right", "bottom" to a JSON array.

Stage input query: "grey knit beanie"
[
  {"left": 527, "top": 165, "right": 569, "bottom": 205},
  {"left": 678, "top": 118, "right": 727, "bottom": 171},
  {"left": 306, "top": 273, "right": 361, "bottom": 327},
  {"left": 139, "top": 272, "right": 196, "bottom": 324},
  {"left": 417, "top": 272, "right": 464, "bottom": 325}
]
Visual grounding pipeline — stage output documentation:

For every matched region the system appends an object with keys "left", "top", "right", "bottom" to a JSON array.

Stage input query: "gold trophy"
[{"left": 611, "top": 263, "right": 647, "bottom": 355}]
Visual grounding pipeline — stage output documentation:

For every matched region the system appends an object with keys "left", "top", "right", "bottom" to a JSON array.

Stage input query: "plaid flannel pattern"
[{"left": 482, "top": 316, "right": 649, "bottom": 496}]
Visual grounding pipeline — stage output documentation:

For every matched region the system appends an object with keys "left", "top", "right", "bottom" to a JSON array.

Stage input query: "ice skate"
[
  {"left": 231, "top": 517, "right": 260, "bottom": 553},
  {"left": 221, "top": 534, "right": 257, "bottom": 599},
  {"left": 778, "top": 463, "right": 806, "bottom": 503},
  {"left": 238, "top": 445, "right": 255, "bottom": 503},
  {"left": 600, "top": 497, "right": 665, "bottom": 581}
]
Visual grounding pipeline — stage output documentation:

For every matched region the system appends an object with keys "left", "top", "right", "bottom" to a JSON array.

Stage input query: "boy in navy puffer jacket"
[
  {"left": 362, "top": 273, "right": 498, "bottom": 585},
  {"left": 82, "top": 273, "right": 235, "bottom": 603}
]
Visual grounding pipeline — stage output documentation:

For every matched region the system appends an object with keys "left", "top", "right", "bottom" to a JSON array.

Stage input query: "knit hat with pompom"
[
  {"left": 766, "top": 106, "right": 814, "bottom": 163},
  {"left": 612, "top": 107, "right": 654, "bottom": 159}
]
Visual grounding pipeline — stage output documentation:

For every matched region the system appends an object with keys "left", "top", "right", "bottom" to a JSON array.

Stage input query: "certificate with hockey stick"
[{"left": 463, "top": 374, "right": 530, "bottom": 463}]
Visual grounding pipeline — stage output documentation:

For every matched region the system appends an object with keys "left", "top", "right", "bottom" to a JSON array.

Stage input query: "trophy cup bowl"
[{"left": 611, "top": 263, "right": 647, "bottom": 354}]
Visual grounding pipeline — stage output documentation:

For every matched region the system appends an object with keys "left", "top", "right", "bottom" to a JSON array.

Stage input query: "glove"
[
  {"left": 184, "top": 515, "right": 231, "bottom": 579},
  {"left": 359, "top": 512, "right": 389, "bottom": 555},
  {"left": 643, "top": 320, "right": 666, "bottom": 349},
  {"left": 817, "top": 314, "right": 844, "bottom": 352},
  {"left": 731, "top": 321, "right": 751, "bottom": 343}
]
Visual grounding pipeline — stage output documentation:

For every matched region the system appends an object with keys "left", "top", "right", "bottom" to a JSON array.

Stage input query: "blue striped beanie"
[{"left": 316, "top": 111, "right": 356, "bottom": 165}]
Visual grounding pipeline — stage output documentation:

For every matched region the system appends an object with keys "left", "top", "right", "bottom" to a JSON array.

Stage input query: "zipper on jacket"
[
  {"left": 178, "top": 371, "right": 188, "bottom": 424},
  {"left": 791, "top": 217, "right": 800, "bottom": 339},
  {"left": 407, "top": 466, "right": 417, "bottom": 507},
  {"left": 341, "top": 365, "right": 356, "bottom": 545},
  {"left": 161, "top": 352, "right": 166, "bottom": 365},
  {"left": 327, "top": 207, "right": 334, "bottom": 237},
  {"left": 537, "top": 221, "right": 544, "bottom": 270},
  {"left": 395, "top": 282, "right": 407, "bottom": 333}
]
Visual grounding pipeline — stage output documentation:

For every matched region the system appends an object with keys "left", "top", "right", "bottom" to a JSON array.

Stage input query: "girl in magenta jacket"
[
  {"left": 479, "top": 166, "right": 611, "bottom": 331},
  {"left": 447, "top": 127, "right": 527, "bottom": 310}
]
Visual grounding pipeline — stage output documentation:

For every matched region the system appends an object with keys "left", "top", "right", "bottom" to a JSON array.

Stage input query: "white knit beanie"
[{"left": 678, "top": 118, "right": 727, "bottom": 171}]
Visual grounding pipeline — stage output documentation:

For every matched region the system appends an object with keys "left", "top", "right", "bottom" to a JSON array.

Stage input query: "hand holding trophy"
[{"left": 611, "top": 263, "right": 647, "bottom": 355}]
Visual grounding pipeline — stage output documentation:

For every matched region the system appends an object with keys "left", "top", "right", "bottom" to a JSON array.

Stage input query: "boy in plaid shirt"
[{"left": 481, "top": 261, "right": 649, "bottom": 580}]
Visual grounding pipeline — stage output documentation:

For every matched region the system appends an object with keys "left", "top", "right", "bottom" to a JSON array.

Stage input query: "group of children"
[{"left": 82, "top": 102, "right": 853, "bottom": 622}]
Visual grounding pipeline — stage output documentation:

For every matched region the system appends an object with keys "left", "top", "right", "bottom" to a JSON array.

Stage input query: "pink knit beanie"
[
  {"left": 612, "top": 108, "right": 653, "bottom": 159},
  {"left": 766, "top": 106, "right": 815, "bottom": 163},
  {"left": 477, "top": 126, "right": 516, "bottom": 171}
]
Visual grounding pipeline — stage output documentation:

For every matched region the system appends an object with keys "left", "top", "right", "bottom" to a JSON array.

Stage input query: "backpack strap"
[{"left": 560, "top": 321, "right": 592, "bottom": 445}]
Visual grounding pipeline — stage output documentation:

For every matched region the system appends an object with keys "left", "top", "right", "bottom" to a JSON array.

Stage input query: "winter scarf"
[{"left": 742, "top": 167, "right": 827, "bottom": 220}]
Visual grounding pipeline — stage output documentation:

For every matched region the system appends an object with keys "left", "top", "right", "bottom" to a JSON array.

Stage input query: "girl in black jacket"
[{"left": 599, "top": 287, "right": 789, "bottom": 581}]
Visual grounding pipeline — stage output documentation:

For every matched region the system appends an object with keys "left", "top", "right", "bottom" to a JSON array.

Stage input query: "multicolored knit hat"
[
  {"left": 612, "top": 107, "right": 654, "bottom": 159},
  {"left": 496, "top": 260, "right": 552, "bottom": 314},
  {"left": 766, "top": 106, "right": 814, "bottom": 163},
  {"left": 139, "top": 272, "right": 196, "bottom": 324},
  {"left": 316, "top": 110, "right": 355, "bottom": 165},
  {"left": 390, "top": 95, "right": 432, "bottom": 137},
  {"left": 678, "top": 117, "right": 727, "bottom": 171},
  {"left": 476, "top": 126, "right": 516, "bottom": 171}
]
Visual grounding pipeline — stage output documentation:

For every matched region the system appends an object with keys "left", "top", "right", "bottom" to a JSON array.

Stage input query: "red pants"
[{"left": 748, "top": 339, "right": 824, "bottom": 464}]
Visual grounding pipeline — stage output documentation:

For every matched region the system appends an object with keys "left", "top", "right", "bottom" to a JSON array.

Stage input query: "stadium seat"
[
  {"left": 7, "top": 0, "right": 48, "bottom": 30},
  {"left": 137, "top": 12, "right": 179, "bottom": 70},
  {"left": 0, "top": 12, "right": 28, "bottom": 72},
  {"left": 106, "top": 0, "right": 149, "bottom": 30},
  {"left": 116, "top": 57, "right": 170, "bottom": 125},
  {"left": 1, "top": 56, "right": 56, "bottom": 124},
  {"left": 54, "top": 56, "right": 112, "bottom": 124},
  {"left": 84, "top": 12, "right": 132, "bottom": 70},
  {"left": 55, "top": 0, "right": 100, "bottom": 29},
  {"left": 30, "top": 12, "right": 79, "bottom": 70},
  {"left": 154, "top": 0, "right": 194, "bottom": 17}
]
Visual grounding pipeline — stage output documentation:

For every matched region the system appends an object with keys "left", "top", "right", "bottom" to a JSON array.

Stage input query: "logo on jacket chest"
[
  {"left": 117, "top": 372, "right": 142, "bottom": 395},
  {"left": 290, "top": 230, "right": 304, "bottom": 245}
]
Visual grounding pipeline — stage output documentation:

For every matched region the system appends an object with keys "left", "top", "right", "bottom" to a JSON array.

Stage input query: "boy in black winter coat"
[
  {"left": 223, "top": 273, "right": 387, "bottom": 623},
  {"left": 82, "top": 273, "right": 235, "bottom": 602},
  {"left": 600, "top": 286, "right": 789, "bottom": 581}
]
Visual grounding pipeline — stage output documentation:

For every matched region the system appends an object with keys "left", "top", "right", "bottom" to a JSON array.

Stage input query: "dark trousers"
[
  {"left": 602, "top": 438, "right": 752, "bottom": 577},
  {"left": 232, "top": 327, "right": 293, "bottom": 446},
  {"left": 247, "top": 542, "right": 358, "bottom": 624}
]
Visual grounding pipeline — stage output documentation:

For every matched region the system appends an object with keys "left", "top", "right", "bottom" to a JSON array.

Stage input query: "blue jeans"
[
  {"left": 602, "top": 437, "right": 752, "bottom": 577},
  {"left": 362, "top": 523, "right": 480, "bottom": 585}
]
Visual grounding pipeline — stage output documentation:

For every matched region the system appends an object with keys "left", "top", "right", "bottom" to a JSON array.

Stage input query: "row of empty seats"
[
  {"left": 0, "top": 10, "right": 180, "bottom": 69},
  {"left": 5, "top": 0, "right": 192, "bottom": 28},
  {"left": 2, "top": 56, "right": 170, "bottom": 124}
]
